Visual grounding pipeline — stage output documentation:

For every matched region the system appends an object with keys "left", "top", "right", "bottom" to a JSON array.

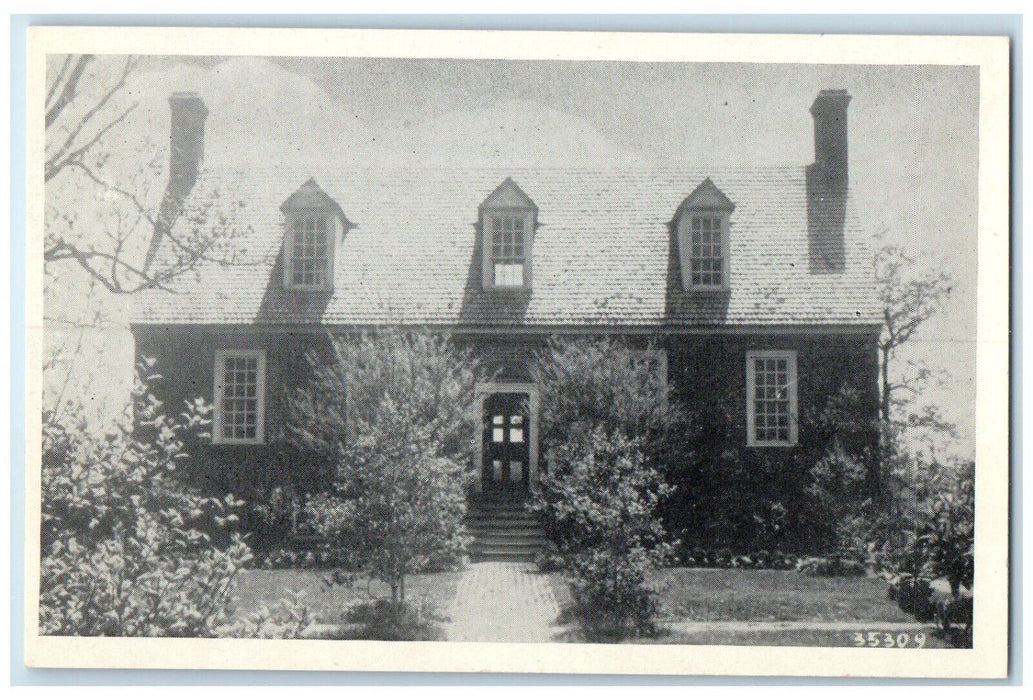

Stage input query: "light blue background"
[{"left": 10, "top": 13, "right": 1022, "bottom": 686}]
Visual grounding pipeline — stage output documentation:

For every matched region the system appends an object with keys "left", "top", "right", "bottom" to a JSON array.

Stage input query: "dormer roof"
[
  {"left": 478, "top": 177, "right": 538, "bottom": 212},
  {"left": 280, "top": 177, "right": 355, "bottom": 232},
  {"left": 674, "top": 178, "right": 735, "bottom": 218}
]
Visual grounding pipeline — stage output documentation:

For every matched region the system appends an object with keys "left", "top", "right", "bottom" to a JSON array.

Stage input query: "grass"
[
  {"left": 231, "top": 567, "right": 462, "bottom": 626},
  {"left": 231, "top": 565, "right": 926, "bottom": 646},
  {"left": 652, "top": 567, "right": 914, "bottom": 623}
]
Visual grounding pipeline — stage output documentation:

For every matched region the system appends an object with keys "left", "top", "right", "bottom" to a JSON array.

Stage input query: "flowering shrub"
[{"left": 39, "top": 363, "right": 254, "bottom": 637}]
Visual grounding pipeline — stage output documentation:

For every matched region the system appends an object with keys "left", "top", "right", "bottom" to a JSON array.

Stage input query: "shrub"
[
  {"left": 533, "top": 428, "right": 672, "bottom": 556},
  {"left": 532, "top": 427, "right": 673, "bottom": 641},
  {"left": 688, "top": 546, "right": 712, "bottom": 568},
  {"left": 224, "top": 590, "right": 316, "bottom": 639},
  {"left": 343, "top": 599, "right": 447, "bottom": 641},
  {"left": 246, "top": 485, "right": 303, "bottom": 558},
  {"left": 534, "top": 550, "right": 565, "bottom": 573},
  {"left": 287, "top": 330, "right": 477, "bottom": 604},
  {"left": 877, "top": 459, "right": 974, "bottom": 646},
  {"left": 562, "top": 547, "right": 663, "bottom": 641},
  {"left": 796, "top": 556, "right": 866, "bottom": 578},
  {"left": 532, "top": 337, "right": 680, "bottom": 453},
  {"left": 39, "top": 364, "right": 254, "bottom": 637}
]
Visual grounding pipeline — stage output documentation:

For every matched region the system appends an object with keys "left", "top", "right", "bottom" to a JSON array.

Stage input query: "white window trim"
[
  {"left": 481, "top": 209, "right": 535, "bottom": 291},
  {"left": 678, "top": 210, "right": 731, "bottom": 292},
  {"left": 746, "top": 349, "right": 799, "bottom": 448},
  {"left": 474, "top": 382, "right": 540, "bottom": 493},
  {"left": 213, "top": 348, "right": 267, "bottom": 445},
  {"left": 283, "top": 210, "right": 336, "bottom": 291}
]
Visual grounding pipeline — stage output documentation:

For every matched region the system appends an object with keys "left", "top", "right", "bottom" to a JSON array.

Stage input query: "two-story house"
[{"left": 132, "top": 89, "right": 881, "bottom": 558}]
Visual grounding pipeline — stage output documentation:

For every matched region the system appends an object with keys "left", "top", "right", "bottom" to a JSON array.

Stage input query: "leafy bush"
[
  {"left": 39, "top": 364, "right": 254, "bottom": 637},
  {"left": 562, "top": 547, "right": 663, "bottom": 641},
  {"left": 245, "top": 485, "right": 303, "bottom": 558},
  {"left": 532, "top": 427, "right": 673, "bottom": 641},
  {"left": 343, "top": 599, "right": 447, "bottom": 641},
  {"left": 534, "top": 550, "right": 565, "bottom": 573},
  {"left": 533, "top": 337, "right": 680, "bottom": 452},
  {"left": 795, "top": 556, "right": 866, "bottom": 577},
  {"left": 223, "top": 590, "right": 316, "bottom": 639},
  {"left": 878, "top": 459, "right": 974, "bottom": 646},
  {"left": 287, "top": 330, "right": 477, "bottom": 604},
  {"left": 534, "top": 428, "right": 671, "bottom": 554}
]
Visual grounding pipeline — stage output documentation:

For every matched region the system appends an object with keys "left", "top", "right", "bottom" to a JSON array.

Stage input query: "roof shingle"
[{"left": 132, "top": 166, "right": 880, "bottom": 328}]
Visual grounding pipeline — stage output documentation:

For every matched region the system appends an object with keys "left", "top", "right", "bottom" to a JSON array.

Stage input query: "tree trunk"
[{"left": 880, "top": 345, "right": 891, "bottom": 423}]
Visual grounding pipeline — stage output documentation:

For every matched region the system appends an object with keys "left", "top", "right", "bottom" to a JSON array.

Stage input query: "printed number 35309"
[{"left": 852, "top": 631, "right": 927, "bottom": 648}]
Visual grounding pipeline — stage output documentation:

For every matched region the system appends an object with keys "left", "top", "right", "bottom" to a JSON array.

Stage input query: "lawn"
[
  {"left": 230, "top": 565, "right": 927, "bottom": 646},
  {"left": 652, "top": 567, "right": 914, "bottom": 623},
  {"left": 231, "top": 567, "right": 463, "bottom": 625}
]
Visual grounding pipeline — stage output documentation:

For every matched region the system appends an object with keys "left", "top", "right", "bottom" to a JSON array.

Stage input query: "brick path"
[{"left": 446, "top": 562, "right": 561, "bottom": 642}]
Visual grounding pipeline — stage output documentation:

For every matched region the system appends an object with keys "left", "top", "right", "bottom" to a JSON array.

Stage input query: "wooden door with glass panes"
[{"left": 482, "top": 393, "right": 530, "bottom": 496}]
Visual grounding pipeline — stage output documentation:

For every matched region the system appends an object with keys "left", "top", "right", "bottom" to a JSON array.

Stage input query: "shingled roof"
[{"left": 132, "top": 165, "right": 880, "bottom": 328}]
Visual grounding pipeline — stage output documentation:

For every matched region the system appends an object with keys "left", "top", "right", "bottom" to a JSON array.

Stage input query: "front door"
[{"left": 482, "top": 392, "right": 530, "bottom": 497}]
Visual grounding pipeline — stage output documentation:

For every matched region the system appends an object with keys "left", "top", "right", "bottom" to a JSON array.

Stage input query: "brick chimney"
[
  {"left": 806, "top": 89, "right": 851, "bottom": 273},
  {"left": 145, "top": 93, "right": 209, "bottom": 273}
]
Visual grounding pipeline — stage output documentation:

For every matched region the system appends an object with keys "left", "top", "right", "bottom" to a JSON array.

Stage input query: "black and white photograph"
[{"left": 24, "top": 27, "right": 1010, "bottom": 676}]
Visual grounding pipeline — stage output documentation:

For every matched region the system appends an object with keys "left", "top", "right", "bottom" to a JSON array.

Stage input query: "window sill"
[
  {"left": 686, "top": 286, "right": 731, "bottom": 294},
  {"left": 284, "top": 285, "right": 333, "bottom": 293},
  {"left": 486, "top": 285, "right": 531, "bottom": 294}
]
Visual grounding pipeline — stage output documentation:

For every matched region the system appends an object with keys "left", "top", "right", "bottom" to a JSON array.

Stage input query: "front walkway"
[{"left": 446, "top": 562, "right": 561, "bottom": 642}]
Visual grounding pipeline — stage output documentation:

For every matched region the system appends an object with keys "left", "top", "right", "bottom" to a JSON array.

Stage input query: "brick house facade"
[{"left": 132, "top": 89, "right": 881, "bottom": 553}]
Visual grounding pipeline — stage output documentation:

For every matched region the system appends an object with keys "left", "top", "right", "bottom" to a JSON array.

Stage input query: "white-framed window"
[
  {"left": 285, "top": 212, "right": 334, "bottom": 290},
  {"left": 490, "top": 214, "right": 527, "bottom": 287},
  {"left": 213, "top": 349, "right": 267, "bottom": 444},
  {"left": 478, "top": 178, "right": 537, "bottom": 291},
  {"left": 689, "top": 215, "right": 725, "bottom": 287},
  {"left": 674, "top": 179, "right": 734, "bottom": 291},
  {"left": 746, "top": 350, "right": 798, "bottom": 447},
  {"left": 678, "top": 212, "right": 730, "bottom": 291}
]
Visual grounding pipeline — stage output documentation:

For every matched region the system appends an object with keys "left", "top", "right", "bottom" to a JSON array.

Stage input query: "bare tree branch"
[
  {"left": 45, "top": 55, "right": 92, "bottom": 129},
  {"left": 875, "top": 242, "right": 953, "bottom": 423}
]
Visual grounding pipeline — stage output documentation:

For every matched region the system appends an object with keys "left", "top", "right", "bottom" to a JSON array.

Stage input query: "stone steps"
[{"left": 467, "top": 499, "right": 547, "bottom": 562}]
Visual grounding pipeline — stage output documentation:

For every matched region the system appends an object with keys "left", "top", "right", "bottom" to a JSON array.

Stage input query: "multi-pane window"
[
  {"left": 747, "top": 351, "right": 797, "bottom": 447},
  {"left": 690, "top": 216, "right": 724, "bottom": 287},
  {"left": 491, "top": 215, "right": 525, "bottom": 287},
  {"left": 288, "top": 214, "right": 331, "bottom": 288},
  {"left": 214, "top": 350, "right": 266, "bottom": 444}
]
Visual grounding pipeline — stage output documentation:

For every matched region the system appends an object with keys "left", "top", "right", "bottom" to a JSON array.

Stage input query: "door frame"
[{"left": 474, "top": 382, "right": 539, "bottom": 495}]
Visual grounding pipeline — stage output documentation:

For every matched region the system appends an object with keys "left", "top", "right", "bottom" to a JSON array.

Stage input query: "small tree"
[
  {"left": 875, "top": 243, "right": 953, "bottom": 424},
  {"left": 287, "top": 330, "right": 478, "bottom": 606}
]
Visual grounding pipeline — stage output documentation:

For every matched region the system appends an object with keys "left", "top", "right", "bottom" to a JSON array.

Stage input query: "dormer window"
[
  {"left": 689, "top": 215, "right": 725, "bottom": 287},
  {"left": 490, "top": 214, "right": 526, "bottom": 287},
  {"left": 674, "top": 178, "right": 734, "bottom": 292},
  {"left": 280, "top": 178, "right": 353, "bottom": 291},
  {"left": 288, "top": 212, "right": 332, "bottom": 288},
  {"left": 479, "top": 178, "right": 537, "bottom": 291}
]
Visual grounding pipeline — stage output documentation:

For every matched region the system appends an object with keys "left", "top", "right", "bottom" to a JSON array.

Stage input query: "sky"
[{"left": 46, "top": 55, "right": 979, "bottom": 457}]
